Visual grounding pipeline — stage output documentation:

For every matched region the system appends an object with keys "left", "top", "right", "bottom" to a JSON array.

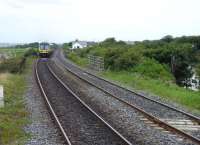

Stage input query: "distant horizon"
[{"left": 0, "top": 34, "right": 200, "bottom": 44}]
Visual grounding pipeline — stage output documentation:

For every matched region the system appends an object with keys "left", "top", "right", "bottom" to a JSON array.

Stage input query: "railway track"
[
  {"left": 52, "top": 49, "right": 200, "bottom": 144},
  {"left": 35, "top": 59, "right": 132, "bottom": 145}
]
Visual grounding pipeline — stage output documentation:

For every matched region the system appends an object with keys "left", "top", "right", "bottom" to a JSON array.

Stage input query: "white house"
[
  {"left": 71, "top": 39, "right": 96, "bottom": 50},
  {"left": 72, "top": 40, "right": 88, "bottom": 49}
]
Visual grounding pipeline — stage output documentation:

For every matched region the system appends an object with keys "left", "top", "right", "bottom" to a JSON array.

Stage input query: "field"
[{"left": 0, "top": 48, "right": 26, "bottom": 58}]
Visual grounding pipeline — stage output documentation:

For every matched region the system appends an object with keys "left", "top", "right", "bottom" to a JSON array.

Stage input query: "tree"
[
  {"left": 15, "top": 42, "right": 39, "bottom": 48},
  {"left": 161, "top": 35, "right": 173, "bottom": 43},
  {"left": 196, "top": 64, "right": 200, "bottom": 78},
  {"left": 63, "top": 43, "right": 71, "bottom": 49}
]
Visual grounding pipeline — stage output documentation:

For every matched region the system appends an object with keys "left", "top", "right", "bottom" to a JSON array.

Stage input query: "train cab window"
[{"left": 40, "top": 43, "right": 49, "bottom": 50}]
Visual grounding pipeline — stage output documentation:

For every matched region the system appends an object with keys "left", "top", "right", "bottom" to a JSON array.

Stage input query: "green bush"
[
  {"left": 0, "top": 48, "right": 39, "bottom": 74},
  {"left": 24, "top": 48, "right": 38, "bottom": 57},
  {"left": 104, "top": 47, "right": 142, "bottom": 70},
  {"left": 115, "top": 48, "right": 142, "bottom": 70},
  {"left": 104, "top": 48, "right": 124, "bottom": 70},
  {"left": 66, "top": 36, "right": 200, "bottom": 87},
  {"left": 196, "top": 64, "right": 200, "bottom": 78},
  {"left": 132, "top": 58, "right": 174, "bottom": 81},
  {"left": 0, "top": 57, "right": 26, "bottom": 73},
  {"left": 67, "top": 52, "right": 87, "bottom": 67}
]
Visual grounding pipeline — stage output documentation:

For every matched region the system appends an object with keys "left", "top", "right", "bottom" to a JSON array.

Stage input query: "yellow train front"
[{"left": 39, "top": 42, "right": 50, "bottom": 58}]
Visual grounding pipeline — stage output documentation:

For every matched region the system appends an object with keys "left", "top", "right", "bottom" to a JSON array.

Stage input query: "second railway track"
[
  {"left": 52, "top": 49, "right": 200, "bottom": 144},
  {"left": 36, "top": 59, "right": 132, "bottom": 145}
]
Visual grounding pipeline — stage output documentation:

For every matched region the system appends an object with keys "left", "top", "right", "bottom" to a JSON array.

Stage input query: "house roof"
[
  {"left": 72, "top": 41, "right": 88, "bottom": 46},
  {"left": 72, "top": 40, "right": 96, "bottom": 46},
  {"left": 87, "top": 41, "right": 96, "bottom": 46}
]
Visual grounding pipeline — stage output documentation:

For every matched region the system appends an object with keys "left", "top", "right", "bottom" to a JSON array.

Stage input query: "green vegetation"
[
  {"left": 0, "top": 47, "right": 37, "bottom": 144},
  {"left": 0, "top": 48, "right": 37, "bottom": 73},
  {"left": 66, "top": 36, "right": 200, "bottom": 113},
  {"left": 0, "top": 57, "right": 26, "bottom": 73},
  {"left": 196, "top": 64, "right": 200, "bottom": 78},
  {"left": 23, "top": 48, "right": 38, "bottom": 57},
  {"left": 63, "top": 42, "right": 72, "bottom": 50},
  {"left": 101, "top": 71, "right": 200, "bottom": 114},
  {"left": 74, "top": 37, "right": 200, "bottom": 86},
  {"left": 15, "top": 42, "right": 39, "bottom": 49},
  {"left": 0, "top": 48, "right": 26, "bottom": 57},
  {"left": 132, "top": 58, "right": 174, "bottom": 81},
  {"left": 0, "top": 58, "right": 34, "bottom": 144},
  {"left": 67, "top": 51, "right": 87, "bottom": 67}
]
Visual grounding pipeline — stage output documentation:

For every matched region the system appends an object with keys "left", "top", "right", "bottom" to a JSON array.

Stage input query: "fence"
[{"left": 88, "top": 55, "right": 104, "bottom": 71}]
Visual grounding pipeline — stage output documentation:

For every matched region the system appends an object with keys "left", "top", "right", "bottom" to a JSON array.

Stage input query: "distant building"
[
  {"left": 72, "top": 40, "right": 87, "bottom": 49},
  {"left": 71, "top": 39, "right": 96, "bottom": 50},
  {"left": 125, "top": 41, "right": 135, "bottom": 45}
]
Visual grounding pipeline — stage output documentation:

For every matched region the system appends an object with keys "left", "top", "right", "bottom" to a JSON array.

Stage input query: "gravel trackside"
[
  {"left": 24, "top": 62, "right": 65, "bottom": 145},
  {"left": 49, "top": 60, "right": 194, "bottom": 145}
]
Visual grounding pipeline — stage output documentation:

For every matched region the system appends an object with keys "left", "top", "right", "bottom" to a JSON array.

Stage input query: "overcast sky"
[{"left": 0, "top": 0, "right": 200, "bottom": 43}]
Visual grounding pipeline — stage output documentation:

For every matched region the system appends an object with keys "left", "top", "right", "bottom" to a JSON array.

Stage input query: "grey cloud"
[{"left": 5, "top": 0, "right": 65, "bottom": 7}]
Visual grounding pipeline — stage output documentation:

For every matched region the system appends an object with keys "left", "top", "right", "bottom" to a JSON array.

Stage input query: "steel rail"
[
  {"left": 80, "top": 69, "right": 200, "bottom": 123},
  {"left": 35, "top": 59, "right": 72, "bottom": 145},
  {"left": 53, "top": 58, "right": 200, "bottom": 145},
  {"left": 58, "top": 50, "right": 200, "bottom": 124},
  {"left": 46, "top": 63, "right": 133, "bottom": 145}
]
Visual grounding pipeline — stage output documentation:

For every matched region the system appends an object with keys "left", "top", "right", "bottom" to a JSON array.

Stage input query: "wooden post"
[{"left": 0, "top": 85, "right": 4, "bottom": 107}]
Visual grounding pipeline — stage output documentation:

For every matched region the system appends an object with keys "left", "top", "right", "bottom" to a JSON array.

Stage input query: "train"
[{"left": 39, "top": 42, "right": 51, "bottom": 58}]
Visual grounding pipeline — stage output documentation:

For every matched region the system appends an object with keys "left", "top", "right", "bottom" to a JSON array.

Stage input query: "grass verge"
[
  {"left": 0, "top": 57, "right": 34, "bottom": 145},
  {"left": 66, "top": 52, "right": 88, "bottom": 67},
  {"left": 100, "top": 71, "right": 200, "bottom": 114}
]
